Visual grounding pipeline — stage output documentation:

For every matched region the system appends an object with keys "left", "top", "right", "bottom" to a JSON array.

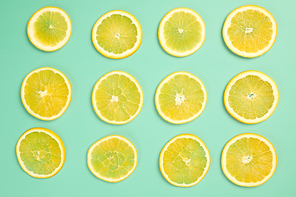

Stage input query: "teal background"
[{"left": 1, "top": 0, "right": 295, "bottom": 196}]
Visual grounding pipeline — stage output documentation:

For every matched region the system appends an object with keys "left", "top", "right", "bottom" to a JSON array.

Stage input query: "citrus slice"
[
  {"left": 92, "top": 71, "right": 144, "bottom": 124},
  {"left": 87, "top": 135, "right": 138, "bottom": 182},
  {"left": 158, "top": 7, "right": 206, "bottom": 57},
  {"left": 21, "top": 67, "right": 72, "bottom": 121},
  {"left": 159, "top": 134, "right": 210, "bottom": 187},
  {"left": 27, "top": 6, "right": 72, "bottom": 52},
  {"left": 155, "top": 71, "right": 207, "bottom": 124},
  {"left": 92, "top": 10, "right": 142, "bottom": 59},
  {"left": 16, "top": 127, "right": 66, "bottom": 178},
  {"left": 224, "top": 70, "right": 279, "bottom": 124},
  {"left": 223, "top": 5, "right": 277, "bottom": 58},
  {"left": 221, "top": 133, "right": 277, "bottom": 187}
]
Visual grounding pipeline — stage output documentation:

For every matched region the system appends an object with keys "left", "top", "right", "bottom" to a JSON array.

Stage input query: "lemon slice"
[
  {"left": 155, "top": 71, "right": 207, "bottom": 124},
  {"left": 158, "top": 7, "right": 206, "bottom": 57},
  {"left": 92, "top": 71, "right": 144, "bottom": 124},
  {"left": 87, "top": 135, "right": 138, "bottom": 182},
  {"left": 221, "top": 133, "right": 277, "bottom": 187},
  {"left": 16, "top": 127, "right": 65, "bottom": 178},
  {"left": 21, "top": 67, "right": 72, "bottom": 121},
  {"left": 224, "top": 70, "right": 279, "bottom": 124},
  {"left": 27, "top": 6, "right": 72, "bottom": 52},
  {"left": 159, "top": 134, "right": 210, "bottom": 187},
  {"left": 223, "top": 5, "right": 277, "bottom": 58},
  {"left": 92, "top": 10, "right": 142, "bottom": 59}
]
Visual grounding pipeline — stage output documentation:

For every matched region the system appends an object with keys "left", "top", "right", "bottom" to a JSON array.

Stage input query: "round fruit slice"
[
  {"left": 159, "top": 134, "right": 210, "bottom": 187},
  {"left": 92, "top": 10, "right": 142, "bottom": 59},
  {"left": 87, "top": 135, "right": 138, "bottom": 182},
  {"left": 27, "top": 6, "right": 72, "bottom": 52},
  {"left": 16, "top": 127, "right": 66, "bottom": 178},
  {"left": 155, "top": 71, "right": 207, "bottom": 124},
  {"left": 221, "top": 133, "right": 277, "bottom": 187},
  {"left": 223, "top": 5, "right": 277, "bottom": 58},
  {"left": 92, "top": 71, "right": 144, "bottom": 124},
  {"left": 224, "top": 70, "right": 279, "bottom": 124},
  {"left": 21, "top": 67, "right": 72, "bottom": 121},
  {"left": 158, "top": 7, "right": 206, "bottom": 57}
]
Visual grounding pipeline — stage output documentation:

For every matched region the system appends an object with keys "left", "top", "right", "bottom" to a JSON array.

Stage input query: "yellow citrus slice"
[
  {"left": 87, "top": 135, "right": 138, "bottom": 182},
  {"left": 221, "top": 133, "right": 277, "bottom": 187},
  {"left": 158, "top": 7, "right": 206, "bottom": 57},
  {"left": 27, "top": 6, "right": 72, "bottom": 52},
  {"left": 223, "top": 5, "right": 277, "bottom": 58},
  {"left": 16, "top": 127, "right": 66, "bottom": 178},
  {"left": 21, "top": 67, "right": 72, "bottom": 121},
  {"left": 92, "top": 10, "right": 142, "bottom": 59},
  {"left": 92, "top": 71, "right": 144, "bottom": 125},
  {"left": 159, "top": 134, "right": 210, "bottom": 187},
  {"left": 224, "top": 70, "right": 279, "bottom": 124},
  {"left": 155, "top": 71, "right": 207, "bottom": 124}
]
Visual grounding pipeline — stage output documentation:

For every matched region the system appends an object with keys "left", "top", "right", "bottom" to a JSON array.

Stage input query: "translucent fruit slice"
[
  {"left": 159, "top": 134, "right": 211, "bottom": 187},
  {"left": 158, "top": 7, "right": 206, "bottom": 57},
  {"left": 27, "top": 6, "right": 72, "bottom": 51},
  {"left": 87, "top": 135, "right": 138, "bottom": 182},
  {"left": 221, "top": 133, "right": 277, "bottom": 187},
  {"left": 224, "top": 70, "right": 279, "bottom": 124},
  {"left": 92, "top": 71, "right": 144, "bottom": 124},
  {"left": 16, "top": 127, "right": 66, "bottom": 178},
  {"left": 92, "top": 10, "right": 142, "bottom": 59},
  {"left": 155, "top": 71, "right": 207, "bottom": 124},
  {"left": 21, "top": 67, "right": 72, "bottom": 121},
  {"left": 223, "top": 5, "right": 277, "bottom": 58}
]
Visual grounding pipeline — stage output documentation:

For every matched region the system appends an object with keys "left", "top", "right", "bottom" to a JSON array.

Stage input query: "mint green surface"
[{"left": 1, "top": 0, "right": 295, "bottom": 196}]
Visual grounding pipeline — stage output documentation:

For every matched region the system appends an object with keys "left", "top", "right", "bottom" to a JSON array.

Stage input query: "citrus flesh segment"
[
  {"left": 221, "top": 133, "right": 277, "bottom": 187},
  {"left": 27, "top": 6, "right": 72, "bottom": 51},
  {"left": 155, "top": 71, "right": 207, "bottom": 124},
  {"left": 159, "top": 134, "right": 210, "bottom": 187},
  {"left": 223, "top": 5, "right": 277, "bottom": 58},
  {"left": 16, "top": 128, "right": 65, "bottom": 178},
  {"left": 92, "top": 10, "right": 142, "bottom": 59},
  {"left": 87, "top": 135, "right": 138, "bottom": 182},
  {"left": 21, "top": 67, "right": 72, "bottom": 121},
  {"left": 158, "top": 7, "right": 206, "bottom": 57},
  {"left": 224, "top": 70, "right": 278, "bottom": 124},
  {"left": 92, "top": 71, "right": 143, "bottom": 124}
]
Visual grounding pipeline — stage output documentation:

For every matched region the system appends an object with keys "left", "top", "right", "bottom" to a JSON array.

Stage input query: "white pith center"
[
  {"left": 111, "top": 95, "right": 119, "bottom": 102},
  {"left": 115, "top": 33, "right": 120, "bottom": 39},
  {"left": 245, "top": 27, "right": 253, "bottom": 34},
  {"left": 175, "top": 93, "right": 185, "bottom": 105},
  {"left": 39, "top": 90, "right": 47, "bottom": 97},
  {"left": 49, "top": 24, "right": 54, "bottom": 29},
  {"left": 242, "top": 156, "right": 252, "bottom": 164},
  {"left": 247, "top": 93, "right": 256, "bottom": 100},
  {"left": 178, "top": 28, "right": 184, "bottom": 33}
]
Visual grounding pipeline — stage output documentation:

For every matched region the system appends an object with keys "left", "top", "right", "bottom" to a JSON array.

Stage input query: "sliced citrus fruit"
[
  {"left": 159, "top": 134, "right": 210, "bottom": 187},
  {"left": 87, "top": 135, "right": 138, "bottom": 182},
  {"left": 21, "top": 67, "right": 72, "bottom": 121},
  {"left": 223, "top": 5, "right": 277, "bottom": 58},
  {"left": 92, "top": 10, "right": 142, "bottom": 59},
  {"left": 224, "top": 70, "right": 279, "bottom": 124},
  {"left": 158, "top": 7, "right": 206, "bottom": 57},
  {"left": 16, "top": 127, "right": 66, "bottom": 178},
  {"left": 27, "top": 6, "right": 72, "bottom": 52},
  {"left": 221, "top": 133, "right": 277, "bottom": 187},
  {"left": 155, "top": 71, "right": 207, "bottom": 124},
  {"left": 92, "top": 71, "right": 143, "bottom": 124}
]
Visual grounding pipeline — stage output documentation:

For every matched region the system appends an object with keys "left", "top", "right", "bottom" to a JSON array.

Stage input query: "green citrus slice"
[
  {"left": 224, "top": 70, "right": 279, "bottom": 124},
  {"left": 16, "top": 127, "right": 65, "bottom": 178},
  {"left": 223, "top": 5, "right": 277, "bottom": 58},
  {"left": 221, "top": 133, "right": 277, "bottom": 187},
  {"left": 27, "top": 6, "right": 72, "bottom": 51},
  {"left": 159, "top": 134, "right": 210, "bottom": 187},
  {"left": 155, "top": 71, "right": 207, "bottom": 124},
  {"left": 87, "top": 135, "right": 138, "bottom": 182},
  {"left": 92, "top": 71, "right": 144, "bottom": 124},
  {"left": 92, "top": 10, "right": 142, "bottom": 59},
  {"left": 158, "top": 7, "right": 206, "bottom": 57}
]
